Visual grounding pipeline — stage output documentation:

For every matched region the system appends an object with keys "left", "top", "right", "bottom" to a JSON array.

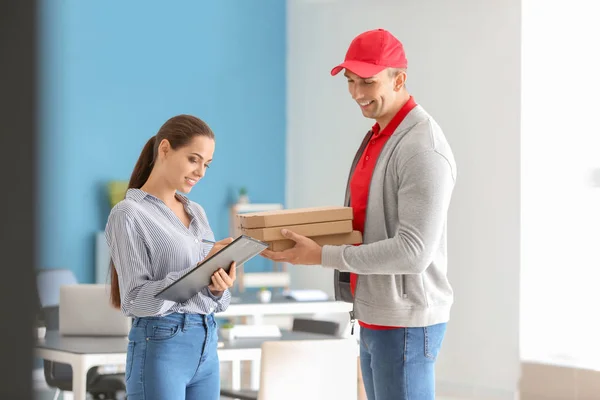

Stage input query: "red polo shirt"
[{"left": 349, "top": 96, "right": 417, "bottom": 330}]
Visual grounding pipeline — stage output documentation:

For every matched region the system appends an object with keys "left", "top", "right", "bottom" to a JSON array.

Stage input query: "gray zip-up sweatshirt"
[{"left": 321, "top": 105, "right": 456, "bottom": 328}]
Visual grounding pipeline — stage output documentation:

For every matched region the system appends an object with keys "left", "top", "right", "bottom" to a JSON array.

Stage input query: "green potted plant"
[
  {"left": 257, "top": 287, "right": 272, "bottom": 303},
  {"left": 219, "top": 321, "right": 235, "bottom": 341},
  {"left": 238, "top": 187, "right": 249, "bottom": 204},
  {"left": 107, "top": 180, "right": 129, "bottom": 208}
]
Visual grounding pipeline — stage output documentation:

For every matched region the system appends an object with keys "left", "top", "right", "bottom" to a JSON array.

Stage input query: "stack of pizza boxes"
[{"left": 234, "top": 206, "right": 362, "bottom": 251}]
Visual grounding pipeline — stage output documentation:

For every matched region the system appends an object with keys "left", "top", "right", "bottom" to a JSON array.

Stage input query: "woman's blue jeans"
[{"left": 125, "top": 312, "right": 220, "bottom": 400}]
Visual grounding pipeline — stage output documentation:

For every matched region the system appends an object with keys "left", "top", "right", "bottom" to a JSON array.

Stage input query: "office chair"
[
  {"left": 291, "top": 318, "right": 340, "bottom": 336},
  {"left": 220, "top": 339, "right": 357, "bottom": 400},
  {"left": 36, "top": 269, "right": 126, "bottom": 400},
  {"left": 220, "top": 318, "right": 342, "bottom": 400}
]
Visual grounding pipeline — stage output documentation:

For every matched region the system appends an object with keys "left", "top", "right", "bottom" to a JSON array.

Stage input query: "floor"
[
  {"left": 33, "top": 366, "right": 464, "bottom": 400},
  {"left": 34, "top": 388, "right": 462, "bottom": 400},
  {"left": 34, "top": 388, "right": 237, "bottom": 400},
  {"left": 33, "top": 366, "right": 235, "bottom": 400}
]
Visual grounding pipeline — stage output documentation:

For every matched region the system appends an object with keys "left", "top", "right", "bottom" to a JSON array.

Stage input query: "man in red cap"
[{"left": 263, "top": 28, "right": 456, "bottom": 400}]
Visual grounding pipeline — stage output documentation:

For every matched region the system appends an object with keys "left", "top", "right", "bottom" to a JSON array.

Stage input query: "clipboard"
[{"left": 155, "top": 235, "right": 268, "bottom": 303}]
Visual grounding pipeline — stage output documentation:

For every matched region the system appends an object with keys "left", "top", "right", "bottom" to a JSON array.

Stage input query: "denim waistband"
[{"left": 132, "top": 312, "right": 214, "bottom": 329}]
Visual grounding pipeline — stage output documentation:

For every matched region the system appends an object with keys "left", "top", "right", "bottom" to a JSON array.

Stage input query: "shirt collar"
[
  {"left": 125, "top": 188, "right": 147, "bottom": 202},
  {"left": 371, "top": 95, "right": 418, "bottom": 137},
  {"left": 125, "top": 188, "right": 190, "bottom": 206},
  {"left": 175, "top": 193, "right": 191, "bottom": 205}
]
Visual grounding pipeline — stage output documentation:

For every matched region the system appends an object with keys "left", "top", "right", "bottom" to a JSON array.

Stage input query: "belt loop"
[{"left": 182, "top": 313, "right": 187, "bottom": 332}]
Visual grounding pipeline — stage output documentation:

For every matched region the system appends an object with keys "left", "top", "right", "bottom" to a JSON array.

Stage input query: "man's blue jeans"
[
  {"left": 360, "top": 323, "right": 447, "bottom": 400},
  {"left": 125, "top": 313, "right": 220, "bottom": 400}
]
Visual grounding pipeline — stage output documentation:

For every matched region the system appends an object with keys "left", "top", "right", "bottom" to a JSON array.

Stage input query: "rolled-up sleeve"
[{"left": 197, "top": 287, "right": 231, "bottom": 313}]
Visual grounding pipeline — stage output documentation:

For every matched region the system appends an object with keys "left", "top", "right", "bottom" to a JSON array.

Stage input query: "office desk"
[
  {"left": 223, "top": 292, "right": 352, "bottom": 323},
  {"left": 36, "top": 330, "right": 342, "bottom": 400}
]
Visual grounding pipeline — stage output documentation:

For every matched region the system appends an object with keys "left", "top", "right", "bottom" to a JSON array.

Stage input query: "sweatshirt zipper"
[
  {"left": 345, "top": 130, "right": 373, "bottom": 336},
  {"left": 350, "top": 278, "right": 358, "bottom": 335}
]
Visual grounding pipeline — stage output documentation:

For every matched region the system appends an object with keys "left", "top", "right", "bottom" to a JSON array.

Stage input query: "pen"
[{"left": 201, "top": 239, "right": 215, "bottom": 244}]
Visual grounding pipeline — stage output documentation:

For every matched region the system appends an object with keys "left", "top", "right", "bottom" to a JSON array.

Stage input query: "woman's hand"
[
  {"left": 208, "top": 262, "right": 236, "bottom": 297},
  {"left": 205, "top": 237, "right": 234, "bottom": 259},
  {"left": 203, "top": 237, "right": 236, "bottom": 297}
]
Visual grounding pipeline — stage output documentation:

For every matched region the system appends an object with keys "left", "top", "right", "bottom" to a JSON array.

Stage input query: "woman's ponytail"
[
  {"left": 109, "top": 136, "right": 156, "bottom": 309},
  {"left": 128, "top": 136, "right": 157, "bottom": 190}
]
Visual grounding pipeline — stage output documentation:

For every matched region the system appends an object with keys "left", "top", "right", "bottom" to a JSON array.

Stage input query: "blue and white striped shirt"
[{"left": 105, "top": 188, "right": 231, "bottom": 317}]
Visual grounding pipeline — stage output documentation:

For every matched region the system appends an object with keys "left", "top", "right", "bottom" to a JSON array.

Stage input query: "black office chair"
[
  {"left": 220, "top": 318, "right": 341, "bottom": 400},
  {"left": 291, "top": 318, "right": 340, "bottom": 336},
  {"left": 36, "top": 269, "right": 126, "bottom": 400}
]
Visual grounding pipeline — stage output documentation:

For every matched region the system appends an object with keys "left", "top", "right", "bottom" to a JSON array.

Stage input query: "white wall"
[
  {"left": 521, "top": 0, "right": 600, "bottom": 368},
  {"left": 286, "top": 1, "right": 521, "bottom": 399}
]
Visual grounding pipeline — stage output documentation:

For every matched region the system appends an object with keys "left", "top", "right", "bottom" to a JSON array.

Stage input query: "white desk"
[
  {"left": 36, "top": 330, "right": 342, "bottom": 400},
  {"left": 223, "top": 292, "right": 352, "bottom": 324}
]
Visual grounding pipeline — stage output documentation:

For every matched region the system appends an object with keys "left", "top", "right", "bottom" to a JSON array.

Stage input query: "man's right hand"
[{"left": 205, "top": 237, "right": 234, "bottom": 259}]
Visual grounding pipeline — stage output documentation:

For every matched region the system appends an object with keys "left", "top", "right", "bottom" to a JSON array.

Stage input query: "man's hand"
[
  {"left": 261, "top": 229, "right": 323, "bottom": 265},
  {"left": 208, "top": 262, "right": 236, "bottom": 297}
]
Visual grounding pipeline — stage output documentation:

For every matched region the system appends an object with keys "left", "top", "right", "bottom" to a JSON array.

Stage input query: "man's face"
[{"left": 344, "top": 69, "right": 403, "bottom": 123}]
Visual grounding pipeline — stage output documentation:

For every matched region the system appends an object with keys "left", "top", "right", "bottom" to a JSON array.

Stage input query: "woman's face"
[{"left": 158, "top": 136, "right": 215, "bottom": 194}]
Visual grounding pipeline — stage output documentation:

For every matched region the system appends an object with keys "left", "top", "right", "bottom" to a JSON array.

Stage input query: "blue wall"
[{"left": 38, "top": 1, "right": 286, "bottom": 283}]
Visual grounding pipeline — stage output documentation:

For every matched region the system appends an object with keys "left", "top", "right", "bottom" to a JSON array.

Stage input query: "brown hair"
[{"left": 109, "top": 114, "right": 215, "bottom": 309}]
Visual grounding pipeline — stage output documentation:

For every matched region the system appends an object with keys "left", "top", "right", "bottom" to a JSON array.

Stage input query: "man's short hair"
[{"left": 387, "top": 68, "right": 406, "bottom": 79}]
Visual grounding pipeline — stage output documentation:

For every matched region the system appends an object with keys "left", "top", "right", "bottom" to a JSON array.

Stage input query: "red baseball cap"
[{"left": 331, "top": 29, "right": 408, "bottom": 78}]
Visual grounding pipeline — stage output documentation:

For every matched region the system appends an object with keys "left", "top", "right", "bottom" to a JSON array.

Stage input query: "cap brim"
[{"left": 330, "top": 60, "right": 387, "bottom": 78}]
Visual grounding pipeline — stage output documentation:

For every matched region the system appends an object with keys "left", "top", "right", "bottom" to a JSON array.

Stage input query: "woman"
[{"left": 105, "top": 114, "right": 236, "bottom": 399}]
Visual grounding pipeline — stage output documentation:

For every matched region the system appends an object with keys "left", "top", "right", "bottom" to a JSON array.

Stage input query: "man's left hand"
[{"left": 261, "top": 229, "right": 322, "bottom": 265}]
